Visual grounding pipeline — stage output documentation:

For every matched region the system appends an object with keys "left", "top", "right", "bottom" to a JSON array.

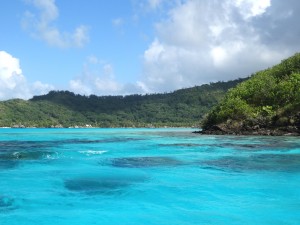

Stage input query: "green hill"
[
  {"left": 201, "top": 53, "right": 300, "bottom": 135},
  {"left": 0, "top": 79, "right": 246, "bottom": 128}
]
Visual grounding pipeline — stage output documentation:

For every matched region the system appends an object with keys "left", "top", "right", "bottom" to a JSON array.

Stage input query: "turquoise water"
[{"left": 0, "top": 128, "right": 300, "bottom": 225}]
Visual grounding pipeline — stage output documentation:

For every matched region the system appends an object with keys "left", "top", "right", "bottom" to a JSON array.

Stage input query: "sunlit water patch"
[{"left": 0, "top": 128, "right": 299, "bottom": 225}]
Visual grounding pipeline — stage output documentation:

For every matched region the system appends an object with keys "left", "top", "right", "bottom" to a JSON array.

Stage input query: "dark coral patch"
[
  {"left": 0, "top": 196, "right": 16, "bottom": 212},
  {"left": 0, "top": 141, "right": 56, "bottom": 153},
  {"left": 64, "top": 174, "right": 147, "bottom": 194},
  {"left": 0, "top": 160, "right": 18, "bottom": 169},
  {"left": 201, "top": 154, "right": 300, "bottom": 172},
  {"left": 111, "top": 156, "right": 183, "bottom": 168},
  {"left": 0, "top": 150, "right": 55, "bottom": 161},
  {"left": 65, "top": 178, "right": 129, "bottom": 193},
  {"left": 159, "top": 143, "right": 204, "bottom": 147}
]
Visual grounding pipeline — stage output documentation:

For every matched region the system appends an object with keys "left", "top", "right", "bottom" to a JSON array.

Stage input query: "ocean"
[{"left": 0, "top": 128, "right": 299, "bottom": 225}]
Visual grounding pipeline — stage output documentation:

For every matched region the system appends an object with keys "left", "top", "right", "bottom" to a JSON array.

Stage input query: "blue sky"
[{"left": 1, "top": 0, "right": 300, "bottom": 100}]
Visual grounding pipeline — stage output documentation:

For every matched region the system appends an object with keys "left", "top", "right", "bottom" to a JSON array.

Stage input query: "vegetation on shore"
[
  {"left": 201, "top": 53, "right": 300, "bottom": 135},
  {"left": 0, "top": 79, "right": 245, "bottom": 128},
  {"left": 2, "top": 53, "right": 298, "bottom": 133}
]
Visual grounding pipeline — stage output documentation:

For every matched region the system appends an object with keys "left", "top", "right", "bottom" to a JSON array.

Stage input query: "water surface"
[{"left": 0, "top": 128, "right": 299, "bottom": 225}]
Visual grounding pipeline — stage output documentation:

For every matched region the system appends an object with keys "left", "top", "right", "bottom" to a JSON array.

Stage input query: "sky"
[{"left": 1, "top": 0, "right": 300, "bottom": 100}]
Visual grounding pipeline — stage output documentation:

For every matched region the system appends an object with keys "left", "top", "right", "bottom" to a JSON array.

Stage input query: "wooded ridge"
[
  {"left": 0, "top": 79, "right": 246, "bottom": 128},
  {"left": 201, "top": 53, "right": 300, "bottom": 136}
]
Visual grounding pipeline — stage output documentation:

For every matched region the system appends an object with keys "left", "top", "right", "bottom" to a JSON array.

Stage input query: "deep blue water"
[{"left": 0, "top": 128, "right": 299, "bottom": 225}]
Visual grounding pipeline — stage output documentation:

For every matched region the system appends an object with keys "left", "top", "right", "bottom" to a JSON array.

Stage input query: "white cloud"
[
  {"left": 32, "top": 81, "right": 54, "bottom": 95},
  {"left": 138, "top": 0, "right": 299, "bottom": 93},
  {"left": 0, "top": 51, "right": 30, "bottom": 99},
  {"left": 69, "top": 79, "right": 92, "bottom": 95},
  {"left": 234, "top": 0, "right": 271, "bottom": 20},
  {"left": 0, "top": 51, "right": 54, "bottom": 100},
  {"left": 70, "top": 57, "right": 145, "bottom": 96},
  {"left": 22, "top": 0, "right": 89, "bottom": 48}
]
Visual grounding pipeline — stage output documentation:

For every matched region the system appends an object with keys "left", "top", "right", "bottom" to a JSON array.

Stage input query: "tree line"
[
  {"left": 202, "top": 53, "right": 300, "bottom": 133},
  {"left": 0, "top": 79, "right": 246, "bottom": 128}
]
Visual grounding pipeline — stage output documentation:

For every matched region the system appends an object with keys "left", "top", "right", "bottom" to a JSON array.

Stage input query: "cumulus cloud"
[
  {"left": 234, "top": 0, "right": 271, "bottom": 20},
  {"left": 69, "top": 56, "right": 144, "bottom": 96},
  {"left": 31, "top": 81, "right": 55, "bottom": 95},
  {"left": 0, "top": 51, "right": 54, "bottom": 100},
  {"left": 139, "top": 0, "right": 300, "bottom": 93},
  {"left": 22, "top": 0, "right": 89, "bottom": 48}
]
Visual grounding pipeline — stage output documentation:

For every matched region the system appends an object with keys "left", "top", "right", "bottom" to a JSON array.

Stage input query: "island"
[{"left": 200, "top": 53, "right": 300, "bottom": 136}]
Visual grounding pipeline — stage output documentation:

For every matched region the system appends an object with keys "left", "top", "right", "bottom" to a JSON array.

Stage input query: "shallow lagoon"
[{"left": 0, "top": 128, "right": 299, "bottom": 225}]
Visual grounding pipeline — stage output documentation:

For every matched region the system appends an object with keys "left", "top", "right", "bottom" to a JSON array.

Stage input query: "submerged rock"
[
  {"left": 201, "top": 154, "right": 300, "bottom": 172},
  {"left": 111, "top": 156, "right": 183, "bottom": 168}
]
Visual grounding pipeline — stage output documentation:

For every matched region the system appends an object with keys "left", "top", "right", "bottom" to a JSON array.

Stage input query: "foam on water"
[
  {"left": 0, "top": 128, "right": 299, "bottom": 225},
  {"left": 78, "top": 150, "right": 107, "bottom": 156}
]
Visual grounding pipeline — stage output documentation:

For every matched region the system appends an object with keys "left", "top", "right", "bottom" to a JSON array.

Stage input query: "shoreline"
[
  {"left": 0, "top": 126, "right": 195, "bottom": 129},
  {"left": 2, "top": 126, "right": 299, "bottom": 136}
]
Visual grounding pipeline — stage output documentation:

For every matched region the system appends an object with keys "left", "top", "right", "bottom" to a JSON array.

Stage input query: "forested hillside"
[
  {"left": 0, "top": 79, "right": 245, "bottom": 128},
  {"left": 202, "top": 53, "right": 300, "bottom": 135}
]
